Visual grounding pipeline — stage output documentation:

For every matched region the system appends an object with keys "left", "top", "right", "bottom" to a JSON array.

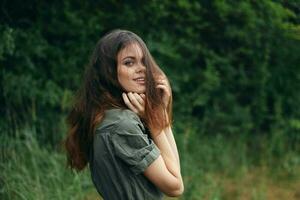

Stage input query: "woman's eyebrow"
[
  {"left": 121, "top": 55, "right": 144, "bottom": 62},
  {"left": 122, "top": 56, "right": 135, "bottom": 61}
]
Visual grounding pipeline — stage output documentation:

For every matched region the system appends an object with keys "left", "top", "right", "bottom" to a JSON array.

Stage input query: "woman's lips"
[{"left": 134, "top": 77, "right": 145, "bottom": 85}]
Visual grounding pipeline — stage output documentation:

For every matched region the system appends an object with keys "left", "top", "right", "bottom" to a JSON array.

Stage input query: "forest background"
[{"left": 1, "top": 0, "right": 300, "bottom": 199}]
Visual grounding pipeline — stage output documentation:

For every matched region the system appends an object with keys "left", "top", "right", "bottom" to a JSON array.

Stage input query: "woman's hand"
[
  {"left": 156, "top": 75, "right": 171, "bottom": 109},
  {"left": 122, "top": 92, "right": 146, "bottom": 118}
]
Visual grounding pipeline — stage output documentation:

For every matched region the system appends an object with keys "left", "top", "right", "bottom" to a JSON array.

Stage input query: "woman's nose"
[{"left": 136, "top": 63, "right": 146, "bottom": 73}]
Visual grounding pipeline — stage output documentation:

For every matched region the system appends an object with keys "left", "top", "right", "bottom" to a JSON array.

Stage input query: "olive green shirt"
[{"left": 89, "top": 108, "right": 163, "bottom": 200}]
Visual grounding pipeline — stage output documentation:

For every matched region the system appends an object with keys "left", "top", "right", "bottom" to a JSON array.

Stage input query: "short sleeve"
[{"left": 111, "top": 118, "right": 160, "bottom": 175}]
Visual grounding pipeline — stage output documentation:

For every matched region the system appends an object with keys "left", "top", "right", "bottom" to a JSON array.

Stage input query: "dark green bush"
[{"left": 1, "top": 1, "right": 299, "bottom": 151}]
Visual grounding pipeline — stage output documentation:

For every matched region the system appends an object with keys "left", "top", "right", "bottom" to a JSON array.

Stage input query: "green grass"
[
  {"left": 175, "top": 127, "right": 300, "bottom": 200},
  {"left": 0, "top": 127, "right": 299, "bottom": 200},
  {"left": 0, "top": 127, "right": 97, "bottom": 200}
]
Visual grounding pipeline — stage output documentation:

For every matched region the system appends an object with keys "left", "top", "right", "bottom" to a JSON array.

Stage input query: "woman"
[{"left": 64, "top": 29, "right": 184, "bottom": 199}]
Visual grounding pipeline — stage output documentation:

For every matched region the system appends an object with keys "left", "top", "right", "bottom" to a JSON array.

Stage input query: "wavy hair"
[{"left": 63, "top": 29, "right": 173, "bottom": 171}]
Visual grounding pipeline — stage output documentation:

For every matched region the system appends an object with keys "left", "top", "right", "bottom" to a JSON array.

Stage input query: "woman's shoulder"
[
  {"left": 105, "top": 108, "right": 140, "bottom": 121},
  {"left": 96, "top": 108, "right": 143, "bottom": 132}
]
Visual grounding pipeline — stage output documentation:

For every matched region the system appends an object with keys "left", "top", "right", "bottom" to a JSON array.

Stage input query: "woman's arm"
[
  {"left": 122, "top": 92, "right": 184, "bottom": 196},
  {"left": 152, "top": 129, "right": 181, "bottom": 178},
  {"left": 156, "top": 76, "right": 180, "bottom": 167},
  {"left": 122, "top": 74, "right": 184, "bottom": 196},
  {"left": 164, "top": 125, "right": 180, "bottom": 169},
  {"left": 143, "top": 129, "right": 184, "bottom": 197}
]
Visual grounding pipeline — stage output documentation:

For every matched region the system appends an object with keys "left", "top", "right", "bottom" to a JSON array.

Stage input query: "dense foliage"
[
  {"left": 1, "top": 0, "right": 299, "bottom": 149},
  {"left": 1, "top": 1, "right": 300, "bottom": 199}
]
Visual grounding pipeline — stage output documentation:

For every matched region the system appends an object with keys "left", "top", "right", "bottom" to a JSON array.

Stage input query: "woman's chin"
[
  {"left": 128, "top": 87, "right": 145, "bottom": 94},
  {"left": 135, "top": 90, "right": 146, "bottom": 94}
]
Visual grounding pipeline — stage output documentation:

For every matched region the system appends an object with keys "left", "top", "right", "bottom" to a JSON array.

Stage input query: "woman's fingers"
[
  {"left": 122, "top": 92, "right": 145, "bottom": 116},
  {"left": 154, "top": 75, "right": 172, "bottom": 108},
  {"left": 157, "top": 78, "right": 167, "bottom": 83},
  {"left": 140, "top": 93, "right": 146, "bottom": 100},
  {"left": 156, "top": 84, "right": 170, "bottom": 96},
  {"left": 157, "top": 79, "right": 171, "bottom": 91},
  {"left": 122, "top": 93, "right": 138, "bottom": 113},
  {"left": 156, "top": 81, "right": 171, "bottom": 108},
  {"left": 127, "top": 92, "right": 144, "bottom": 111},
  {"left": 133, "top": 93, "right": 144, "bottom": 105}
]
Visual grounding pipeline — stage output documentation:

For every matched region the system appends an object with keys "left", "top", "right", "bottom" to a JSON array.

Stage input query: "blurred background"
[{"left": 1, "top": 0, "right": 299, "bottom": 199}]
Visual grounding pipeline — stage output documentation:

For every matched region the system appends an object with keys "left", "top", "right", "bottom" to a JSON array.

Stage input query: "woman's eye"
[{"left": 124, "top": 60, "right": 134, "bottom": 66}]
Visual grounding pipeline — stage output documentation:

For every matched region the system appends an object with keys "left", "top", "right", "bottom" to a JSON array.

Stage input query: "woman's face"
[{"left": 117, "top": 43, "right": 146, "bottom": 93}]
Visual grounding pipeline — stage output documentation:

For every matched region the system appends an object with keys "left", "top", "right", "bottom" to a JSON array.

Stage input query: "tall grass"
[
  {"left": 1, "top": 126, "right": 299, "bottom": 200},
  {"left": 176, "top": 125, "right": 300, "bottom": 200},
  {"left": 0, "top": 127, "right": 97, "bottom": 200}
]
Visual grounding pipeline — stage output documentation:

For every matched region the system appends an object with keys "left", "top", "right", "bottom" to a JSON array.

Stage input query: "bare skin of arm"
[
  {"left": 144, "top": 129, "right": 184, "bottom": 197},
  {"left": 164, "top": 125, "right": 180, "bottom": 169}
]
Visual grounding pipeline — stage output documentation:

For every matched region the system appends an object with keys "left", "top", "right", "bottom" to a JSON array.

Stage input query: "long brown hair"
[{"left": 63, "top": 29, "right": 173, "bottom": 171}]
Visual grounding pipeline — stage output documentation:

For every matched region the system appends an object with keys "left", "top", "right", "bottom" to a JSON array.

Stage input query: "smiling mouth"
[{"left": 133, "top": 77, "right": 145, "bottom": 84}]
